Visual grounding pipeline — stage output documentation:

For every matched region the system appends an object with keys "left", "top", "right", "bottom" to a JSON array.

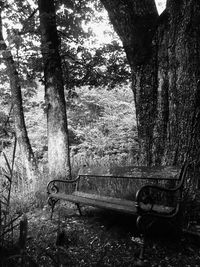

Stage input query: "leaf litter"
[{"left": 21, "top": 205, "right": 200, "bottom": 266}]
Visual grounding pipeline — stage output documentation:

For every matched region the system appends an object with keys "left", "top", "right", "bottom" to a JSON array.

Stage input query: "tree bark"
[
  {"left": 101, "top": 0, "right": 200, "bottom": 170},
  {"left": 0, "top": 3, "right": 37, "bottom": 186},
  {"left": 38, "top": 0, "right": 71, "bottom": 180},
  {"left": 101, "top": 0, "right": 159, "bottom": 165},
  {"left": 153, "top": 0, "right": 200, "bottom": 167}
]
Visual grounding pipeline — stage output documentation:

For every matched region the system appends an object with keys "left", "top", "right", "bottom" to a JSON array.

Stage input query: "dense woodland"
[{"left": 1, "top": 0, "right": 200, "bottom": 266}]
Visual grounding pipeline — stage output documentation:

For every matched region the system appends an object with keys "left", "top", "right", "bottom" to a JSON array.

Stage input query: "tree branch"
[{"left": 100, "top": 0, "right": 159, "bottom": 66}]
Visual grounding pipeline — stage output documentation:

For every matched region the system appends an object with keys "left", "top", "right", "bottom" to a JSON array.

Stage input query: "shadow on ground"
[{"left": 4, "top": 204, "right": 199, "bottom": 266}]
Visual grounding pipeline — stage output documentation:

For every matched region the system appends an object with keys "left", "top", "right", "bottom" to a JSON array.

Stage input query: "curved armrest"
[
  {"left": 136, "top": 182, "right": 181, "bottom": 198},
  {"left": 47, "top": 176, "right": 81, "bottom": 195},
  {"left": 135, "top": 162, "right": 189, "bottom": 218},
  {"left": 136, "top": 184, "right": 182, "bottom": 218}
]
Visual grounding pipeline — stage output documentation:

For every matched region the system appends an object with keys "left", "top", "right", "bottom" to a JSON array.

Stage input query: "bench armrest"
[
  {"left": 135, "top": 184, "right": 182, "bottom": 218},
  {"left": 135, "top": 161, "right": 189, "bottom": 218},
  {"left": 47, "top": 176, "right": 81, "bottom": 195}
]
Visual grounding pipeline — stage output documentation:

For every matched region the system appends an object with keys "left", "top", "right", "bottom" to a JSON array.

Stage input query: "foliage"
[
  {"left": 51, "top": 0, "right": 130, "bottom": 88},
  {"left": 0, "top": 0, "right": 129, "bottom": 91},
  {"left": 66, "top": 83, "right": 138, "bottom": 161},
  {"left": 0, "top": 83, "right": 14, "bottom": 152},
  {"left": 0, "top": 81, "right": 136, "bottom": 165},
  {"left": 65, "top": 40, "right": 130, "bottom": 88}
]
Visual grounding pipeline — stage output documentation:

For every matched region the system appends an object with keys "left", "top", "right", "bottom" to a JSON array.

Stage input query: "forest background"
[
  {"left": 2, "top": 1, "right": 200, "bottom": 266},
  {"left": 1, "top": 0, "right": 200, "bottom": 209}
]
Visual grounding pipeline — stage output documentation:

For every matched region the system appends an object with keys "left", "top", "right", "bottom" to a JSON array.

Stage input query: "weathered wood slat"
[
  {"left": 74, "top": 191, "right": 135, "bottom": 206},
  {"left": 73, "top": 192, "right": 174, "bottom": 213},
  {"left": 79, "top": 166, "right": 181, "bottom": 180},
  {"left": 49, "top": 192, "right": 137, "bottom": 214},
  {"left": 49, "top": 192, "right": 174, "bottom": 215}
]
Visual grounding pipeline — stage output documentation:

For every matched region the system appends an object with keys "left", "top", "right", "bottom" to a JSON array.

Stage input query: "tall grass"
[
  {"left": 70, "top": 151, "right": 139, "bottom": 179},
  {"left": 0, "top": 144, "right": 140, "bottom": 214}
]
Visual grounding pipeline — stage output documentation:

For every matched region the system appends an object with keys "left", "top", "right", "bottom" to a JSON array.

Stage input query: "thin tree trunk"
[
  {"left": 0, "top": 3, "right": 37, "bottom": 186},
  {"left": 38, "top": 0, "right": 71, "bottom": 180}
]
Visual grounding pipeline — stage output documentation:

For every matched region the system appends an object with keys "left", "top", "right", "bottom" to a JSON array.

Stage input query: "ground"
[
  {"left": 1, "top": 203, "right": 200, "bottom": 266},
  {"left": 21, "top": 204, "right": 200, "bottom": 267}
]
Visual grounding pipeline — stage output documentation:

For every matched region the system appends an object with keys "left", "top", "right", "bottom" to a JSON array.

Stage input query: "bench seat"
[
  {"left": 49, "top": 192, "right": 137, "bottom": 214},
  {"left": 49, "top": 191, "right": 174, "bottom": 215}
]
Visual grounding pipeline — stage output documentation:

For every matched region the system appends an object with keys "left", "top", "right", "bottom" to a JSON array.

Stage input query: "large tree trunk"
[
  {"left": 101, "top": 0, "right": 200, "bottom": 170},
  {"left": 0, "top": 4, "right": 37, "bottom": 187},
  {"left": 38, "top": 0, "right": 71, "bottom": 180},
  {"left": 101, "top": 0, "right": 159, "bottom": 165},
  {"left": 164, "top": 0, "right": 200, "bottom": 164}
]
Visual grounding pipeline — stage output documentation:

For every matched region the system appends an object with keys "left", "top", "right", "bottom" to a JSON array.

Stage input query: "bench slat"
[
  {"left": 49, "top": 193, "right": 137, "bottom": 214},
  {"left": 79, "top": 166, "right": 181, "bottom": 180},
  {"left": 73, "top": 192, "right": 174, "bottom": 214},
  {"left": 74, "top": 192, "right": 135, "bottom": 206},
  {"left": 49, "top": 192, "right": 174, "bottom": 215}
]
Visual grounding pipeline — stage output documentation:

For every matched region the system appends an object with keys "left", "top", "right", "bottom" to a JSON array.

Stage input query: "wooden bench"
[
  {"left": 47, "top": 164, "right": 188, "bottom": 220},
  {"left": 47, "top": 163, "right": 188, "bottom": 265}
]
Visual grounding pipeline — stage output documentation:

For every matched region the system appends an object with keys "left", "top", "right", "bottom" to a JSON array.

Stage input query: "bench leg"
[
  {"left": 76, "top": 203, "right": 82, "bottom": 216},
  {"left": 48, "top": 197, "right": 59, "bottom": 220},
  {"left": 134, "top": 216, "right": 149, "bottom": 267},
  {"left": 134, "top": 234, "right": 148, "bottom": 267},
  {"left": 50, "top": 204, "right": 55, "bottom": 220}
]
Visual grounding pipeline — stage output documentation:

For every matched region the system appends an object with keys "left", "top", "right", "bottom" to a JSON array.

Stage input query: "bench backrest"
[
  {"left": 78, "top": 165, "right": 181, "bottom": 180},
  {"left": 76, "top": 165, "right": 182, "bottom": 200}
]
